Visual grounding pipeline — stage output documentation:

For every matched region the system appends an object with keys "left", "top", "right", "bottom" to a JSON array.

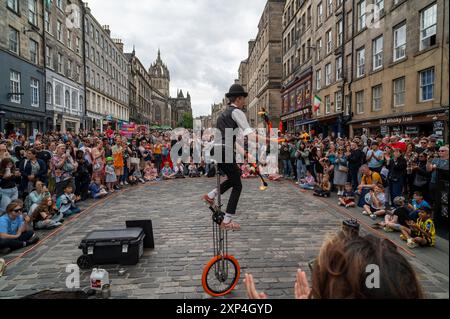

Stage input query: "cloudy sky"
[{"left": 87, "top": 0, "right": 267, "bottom": 117}]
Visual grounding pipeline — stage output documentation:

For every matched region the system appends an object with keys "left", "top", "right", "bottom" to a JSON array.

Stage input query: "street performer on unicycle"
[{"left": 202, "top": 84, "right": 256, "bottom": 231}]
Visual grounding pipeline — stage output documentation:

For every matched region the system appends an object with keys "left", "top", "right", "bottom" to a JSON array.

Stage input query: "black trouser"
[
  {"left": 218, "top": 163, "right": 242, "bottom": 216},
  {"left": 349, "top": 167, "right": 360, "bottom": 191},
  {"left": 0, "top": 230, "right": 34, "bottom": 251}
]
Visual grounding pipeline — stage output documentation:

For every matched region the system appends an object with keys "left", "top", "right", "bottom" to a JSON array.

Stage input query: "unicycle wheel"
[{"left": 202, "top": 255, "right": 240, "bottom": 297}]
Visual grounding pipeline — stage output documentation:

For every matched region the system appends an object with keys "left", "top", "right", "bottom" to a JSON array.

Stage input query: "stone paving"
[{"left": 0, "top": 178, "right": 448, "bottom": 299}]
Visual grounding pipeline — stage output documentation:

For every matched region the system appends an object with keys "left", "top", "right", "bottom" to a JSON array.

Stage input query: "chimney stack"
[
  {"left": 102, "top": 25, "right": 111, "bottom": 37},
  {"left": 113, "top": 39, "right": 124, "bottom": 53}
]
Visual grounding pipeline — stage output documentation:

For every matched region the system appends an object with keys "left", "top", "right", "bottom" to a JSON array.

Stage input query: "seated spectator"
[
  {"left": 198, "top": 159, "right": 207, "bottom": 176},
  {"left": 0, "top": 200, "right": 39, "bottom": 253},
  {"left": 56, "top": 184, "right": 81, "bottom": 217},
  {"left": 378, "top": 196, "right": 411, "bottom": 232},
  {"left": 188, "top": 161, "right": 200, "bottom": 178},
  {"left": 161, "top": 161, "right": 176, "bottom": 180},
  {"left": 245, "top": 231, "right": 424, "bottom": 299},
  {"left": 401, "top": 208, "right": 436, "bottom": 249},
  {"left": 338, "top": 183, "right": 356, "bottom": 208},
  {"left": 357, "top": 165, "right": 383, "bottom": 207},
  {"left": 299, "top": 170, "right": 316, "bottom": 190},
  {"left": 24, "top": 181, "right": 50, "bottom": 216},
  {"left": 362, "top": 184, "right": 386, "bottom": 219},
  {"left": 407, "top": 191, "right": 432, "bottom": 220},
  {"left": 144, "top": 162, "right": 159, "bottom": 182},
  {"left": 0, "top": 158, "right": 20, "bottom": 213},
  {"left": 88, "top": 177, "right": 108, "bottom": 199},
  {"left": 173, "top": 160, "right": 185, "bottom": 179},
  {"left": 32, "top": 197, "right": 64, "bottom": 230},
  {"left": 313, "top": 174, "right": 331, "bottom": 197},
  {"left": 241, "top": 162, "right": 252, "bottom": 179}
]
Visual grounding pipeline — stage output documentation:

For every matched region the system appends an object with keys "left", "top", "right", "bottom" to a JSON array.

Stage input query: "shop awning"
[{"left": 294, "top": 119, "right": 318, "bottom": 127}]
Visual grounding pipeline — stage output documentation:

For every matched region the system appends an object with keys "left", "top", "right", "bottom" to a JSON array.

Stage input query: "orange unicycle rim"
[{"left": 202, "top": 254, "right": 241, "bottom": 297}]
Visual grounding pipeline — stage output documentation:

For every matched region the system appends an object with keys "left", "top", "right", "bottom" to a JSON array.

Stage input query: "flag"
[{"left": 313, "top": 95, "right": 322, "bottom": 112}]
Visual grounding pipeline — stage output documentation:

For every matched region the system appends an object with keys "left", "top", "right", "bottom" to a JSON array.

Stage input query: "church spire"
[{"left": 157, "top": 48, "right": 161, "bottom": 62}]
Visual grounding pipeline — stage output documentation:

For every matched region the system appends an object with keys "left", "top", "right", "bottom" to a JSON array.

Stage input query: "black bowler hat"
[{"left": 225, "top": 84, "right": 248, "bottom": 98}]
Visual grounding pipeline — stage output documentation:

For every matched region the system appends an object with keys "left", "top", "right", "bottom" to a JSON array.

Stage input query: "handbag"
[
  {"left": 130, "top": 157, "right": 140, "bottom": 165},
  {"left": 338, "top": 165, "right": 349, "bottom": 173},
  {"left": 413, "top": 173, "right": 428, "bottom": 187}
]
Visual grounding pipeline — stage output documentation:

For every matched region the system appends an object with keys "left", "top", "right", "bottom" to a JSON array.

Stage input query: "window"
[
  {"left": 9, "top": 27, "right": 19, "bottom": 54},
  {"left": 372, "top": 36, "right": 383, "bottom": 70},
  {"left": 372, "top": 85, "right": 382, "bottom": 111},
  {"left": 65, "top": 90, "right": 70, "bottom": 108},
  {"left": 7, "top": 0, "right": 19, "bottom": 13},
  {"left": 56, "top": 0, "right": 63, "bottom": 10},
  {"left": 307, "top": 6, "right": 312, "bottom": 27},
  {"left": 29, "top": 39, "right": 38, "bottom": 64},
  {"left": 357, "top": 0, "right": 366, "bottom": 32},
  {"left": 344, "top": 94, "right": 351, "bottom": 116},
  {"left": 317, "top": 2, "right": 323, "bottom": 26},
  {"left": 55, "top": 83, "right": 62, "bottom": 106},
  {"left": 57, "top": 53, "right": 63, "bottom": 73},
  {"left": 420, "top": 68, "right": 435, "bottom": 101},
  {"left": 325, "top": 95, "right": 331, "bottom": 114},
  {"left": 356, "top": 90, "right": 364, "bottom": 114},
  {"left": 326, "top": 29, "right": 332, "bottom": 53},
  {"left": 10, "top": 71, "right": 21, "bottom": 104},
  {"left": 307, "top": 39, "right": 311, "bottom": 60},
  {"left": 337, "top": 20, "right": 343, "bottom": 47},
  {"left": 28, "top": 0, "right": 38, "bottom": 25},
  {"left": 71, "top": 91, "right": 78, "bottom": 110},
  {"left": 316, "top": 69, "right": 322, "bottom": 90},
  {"left": 31, "top": 78, "right": 39, "bottom": 107},
  {"left": 327, "top": 0, "right": 333, "bottom": 17},
  {"left": 393, "top": 77, "right": 405, "bottom": 107},
  {"left": 67, "top": 60, "right": 72, "bottom": 77},
  {"left": 45, "top": 46, "right": 52, "bottom": 68},
  {"left": 393, "top": 23, "right": 406, "bottom": 61},
  {"left": 420, "top": 3, "right": 437, "bottom": 50},
  {"left": 44, "top": 11, "right": 51, "bottom": 33},
  {"left": 67, "top": 30, "right": 72, "bottom": 49},
  {"left": 375, "top": 0, "right": 384, "bottom": 17},
  {"left": 316, "top": 38, "right": 322, "bottom": 61},
  {"left": 46, "top": 82, "right": 53, "bottom": 104},
  {"left": 335, "top": 92, "right": 342, "bottom": 112},
  {"left": 336, "top": 56, "right": 343, "bottom": 80},
  {"left": 90, "top": 47, "right": 94, "bottom": 61},
  {"left": 356, "top": 47, "right": 365, "bottom": 77},
  {"left": 57, "top": 20, "right": 62, "bottom": 42},
  {"left": 325, "top": 63, "right": 332, "bottom": 85},
  {"left": 76, "top": 37, "right": 80, "bottom": 54}
]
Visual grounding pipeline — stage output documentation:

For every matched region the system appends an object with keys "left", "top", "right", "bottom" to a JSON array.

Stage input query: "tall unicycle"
[{"left": 202, "top": 162, "right": 241, "bottom": 297}]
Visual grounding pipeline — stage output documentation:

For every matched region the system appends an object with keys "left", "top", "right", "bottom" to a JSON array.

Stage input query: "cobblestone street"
[{"left": 0, "top": 178, "right": 448, "bottom": 299}]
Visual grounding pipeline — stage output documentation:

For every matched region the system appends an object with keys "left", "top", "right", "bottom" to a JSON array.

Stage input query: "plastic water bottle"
[{"left": 90, "top": 268, "right": 110, "bottom": 291}]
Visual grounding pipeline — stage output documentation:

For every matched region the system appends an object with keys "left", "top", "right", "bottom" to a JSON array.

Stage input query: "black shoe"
[{"left": 26, "top": 235, "right": 40, "bottom": 246}]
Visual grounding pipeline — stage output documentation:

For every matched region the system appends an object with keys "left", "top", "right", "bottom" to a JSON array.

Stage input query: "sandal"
[
  {"left": 220, "top": 221, "right": 241, "bottom": 231},
  {"left": 0, "top": 258, "right": 6, "bottom": 277}
]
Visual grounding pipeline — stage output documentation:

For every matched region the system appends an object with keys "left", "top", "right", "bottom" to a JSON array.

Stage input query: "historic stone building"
[
  {"left": 125, "top": 48, "right": 152, "bottom": 125},
  {"left": 169, "top": 89, "right": 192, "bottom": 128},
  {"left": 246, "top": 0, "right": 284, "bottom": 130},
  {"left": 0, "top": 0, "right": 46, "bottom": 135},
  {"left": 280, "top": 0, "right": 314, "bottom": 134},
  {"left": 44, "top": 0, "right": 85, "bottom": 132},
  {"left": 83, "top": 3, "right": 129, "bottom": 132}
]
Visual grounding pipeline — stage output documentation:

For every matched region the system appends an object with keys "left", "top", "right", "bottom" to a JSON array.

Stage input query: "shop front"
[
  {"left": 349, "top": 108, "right": 449, "bottom": 142},
  {"left": 0, "top": 107, "right": 46, "bottom": 137},
  {"left": 280, "top": 71, "right": 312, "bottom": 134},
  {"left": 313, "top": 113, "right": 345, "bottom": 138}
]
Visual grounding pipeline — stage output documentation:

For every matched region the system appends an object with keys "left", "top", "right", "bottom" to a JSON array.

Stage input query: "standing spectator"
[
  {"left": 112, "top": 137, "right": 124, "bottom": 186},
  {"left": 309, "top": 146, "right": 320, "bottom": 181},
  {"left": 51, "top": 144, "right": 77, "bottom": 198},
  {"left": 18, "top": 149, "right": 47, "bottom": 196},
  {"left": 280, "top": 141, "right": 292, "bottom": 179},
  {"left": 334, "top": 147, "right": 348, "bottom": 196},
  {"left": 74, "top": 150, "right": 91, "bottom": 201},
  {"left": 405, "top": 143, "right": 418, "bottom": 199},
  {"left": 91, "top": 139, "right": 105, "bottom": 183},
  {"left": 0, "top": 158, "right": 21, "bottom": 213},
  {"left": 121, "top": 137, "right": 132, "bottom": 186},
  {"left": 366, "top": 142, "right": 384, "bottom": 174},
  {"left": 288, "top": 139, "right": 298, "bottom": 181},
  {"left": 153, "top": 139, "right": 163, "bottom": 175},
  {"left": 105, "top": 157, "right": 117, "bottom": 193},
  {"left": 415, "top": 138, "right": 429, "bottom": 154},
  {"left": 389, "top": 135, "right": 407, "bottom": 153},
  {"left": 296, "top": 143, "right": 308, "bottom": 183},
  {"left": 427, "top": 145, "right": 449, "bottom": 219},
  {"left": 411, "top": 152, "right": 431, "bottom": 202},
  {"left": 347, "top": 142, "right": 365, "bottom": 191},
  {"left": 0, "top": 144, "right": 11, "bottom": 161},
  {"left": 385, "top": 148, "right": 407, "bottom": 206}
]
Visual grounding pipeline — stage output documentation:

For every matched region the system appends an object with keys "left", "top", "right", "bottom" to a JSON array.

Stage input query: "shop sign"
[
  {"left": 380, "top": 126, "right": 389, "bottom": 136},
  {"left": 392, "top": 126, "right": 402, "bottom": 134},
  {"left": 379, "top": 115, "right": 413, "bottom": 125},
  {"left": 405, "top": 126, "right": 419, "bottom": 134},
  {"left": 433, "top": 121, "right": 444, "bottom": 137}
]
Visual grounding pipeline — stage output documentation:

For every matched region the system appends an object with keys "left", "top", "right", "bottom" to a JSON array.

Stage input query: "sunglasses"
[{"left": 13, "top": 208, "right": 23, "bottom": 213}]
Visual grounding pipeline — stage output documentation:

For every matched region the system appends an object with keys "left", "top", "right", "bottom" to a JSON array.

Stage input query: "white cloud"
[{"left": 86, "top": 0, "right": 267, "bottom": 117}]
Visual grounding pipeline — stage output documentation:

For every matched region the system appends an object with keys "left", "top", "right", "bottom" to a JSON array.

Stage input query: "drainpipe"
[
  {"left": 42, "top": 0, "right": 47, "bottom": 133},
  {"left": 348, "top": 0, "right": 356, "bottom": 138},
  {"left": 81, "top": 1, "right": 87, "bottom": 132}
]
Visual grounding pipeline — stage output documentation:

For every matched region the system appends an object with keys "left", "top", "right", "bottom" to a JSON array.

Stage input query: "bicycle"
[{"left": 202, "top": 161, "right": 241, "bottom": 297}]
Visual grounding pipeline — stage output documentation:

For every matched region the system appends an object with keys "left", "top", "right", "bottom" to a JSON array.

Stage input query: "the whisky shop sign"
[{"left": 379, "top": 116, "right": 413, "bottom": 125}]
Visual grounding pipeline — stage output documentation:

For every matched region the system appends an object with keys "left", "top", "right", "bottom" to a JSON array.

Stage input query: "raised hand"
[
  {"left": 244, "top": 274, "right": 268, "bottom": 299},
  {"left": 294, "top": 269, "right": 311, "bottom": 299}
]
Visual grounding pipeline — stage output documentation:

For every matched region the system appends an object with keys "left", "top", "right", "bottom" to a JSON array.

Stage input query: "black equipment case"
[{"left": 77, "top": 228, "right": 145, "bottom": 269}]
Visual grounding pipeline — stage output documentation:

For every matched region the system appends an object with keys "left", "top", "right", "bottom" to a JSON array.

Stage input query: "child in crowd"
[
  {"left": 400, "top": 208, "right": 436, "bottom": 249},
  {"left": 198, "top": 159, "right": 206, "bottom": 176},
  {"left": 105, "top": 157, "right": 117, "bottom": 192},
  {"left": 161, "top": 161, "right": 176, "bottom": 180},
  {"left": 188, "top": 161, "right": 200, "bottom": 178},
  {"left": 362, "top": 183, "right": 386, "bottom": 220},
  {"left": 407, "top": 191, "right": 432, "bottom": 220},
  {"left": 377, "top": 196, "right": 411, "bottom": 232},
  {"left": 88, "top": 177, "right": 108, "bottom": 199},
  {"left": 313, "top": 174, "right": 331, "bottom": 197},
  {"left": 56, "top": 184, "right": 81, "bottom": 217},
  {"left": 174, "top": 160, "right": 185, "bottom": 178},
  {"left": 299, "top": 170, "right": 316, "bottom": 190},
  {"left": 32, "top": 196, "right": 64, "bottom": 230},
  {"left": 144, "top": 162, "right": 159, "bottom": 182},
  {"left": 131, "top": 162, "right": 145, "bottom": 183},
  {"left": 338, "top": 183, "right": 356, "bottom": 208}
]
